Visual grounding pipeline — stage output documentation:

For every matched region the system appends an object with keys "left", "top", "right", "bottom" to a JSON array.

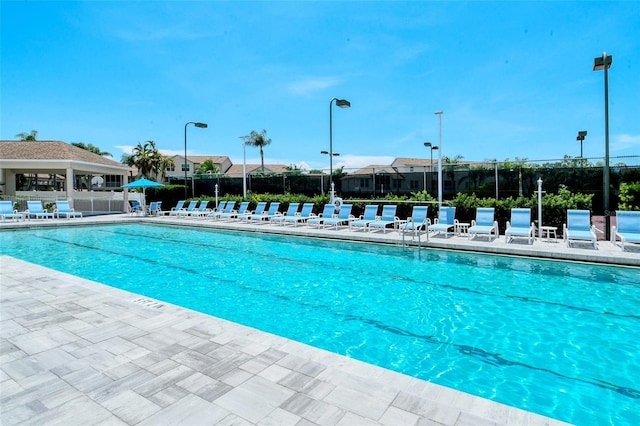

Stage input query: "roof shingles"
[{"left": 0, "top": 141, "right": 125, "bottom": 167}]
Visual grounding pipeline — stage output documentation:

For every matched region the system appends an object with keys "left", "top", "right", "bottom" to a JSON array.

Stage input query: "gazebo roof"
[{"left": 0, "top": 141, "right": 132, "bottom": 174}]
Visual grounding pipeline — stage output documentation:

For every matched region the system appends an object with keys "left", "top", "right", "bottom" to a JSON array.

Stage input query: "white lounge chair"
[
  {"left": 0, "top": 201, "right": 23, "bottom": 222},
  {"left": 282, "top": 203, "right": 315, "bottom": 226},
  {"left": 148, "top": 201, "right": 162, "bottom": 216},
  {"left": 176, "top": 200, "right": 199, "bottom": 217},
  {"left": 428, "top": 207, "right": 457, "bottom": 239},
  {"left": 54, "top": 200, "right": 83, "bottom": 219},
  {"left": 26, "top": 201, "right": 54, "bottom": 220},
  {"left": 399, "top": 205, "right": 429, "bottom": 239},
  {"left": 612, "top": 210, "right": 640, "bottom": 250},
  {"left": 218, "top": 201, "right": 248, "bottom": 221},
  {"left": 505, "top": 208, "right": 534, "bottom": 244},
  {"left": 238, "top": 201, "right": 267, "bottom": 222},
  {"left": 563, "top": 209, "right": 597, "bottom": 249},
  {"left": 349, "top": 205, "right": 379, "bottom": 232},
  {"left": 168, "top": 200, "right": 186, "bottom": 216},
  {"left": 322, "top": 204, "right": 354, "bottom": 229},
  {"left": 308, "top": 204, "right": 336, "bottom": 228},
  {"left": 186, "top": 200, "right": 212, "bottom": 217},
  {"left": 270, "top": 203, "right": 299, "bottom": 225},
  {"left": 468, "top": 207, "right": 498, "bottom": 241},
  {"left": 369, "top": 205, "right": 398, "bottom": 233},
  {"left": 249, "top": 202, "right": 280, "bottom": 223}
]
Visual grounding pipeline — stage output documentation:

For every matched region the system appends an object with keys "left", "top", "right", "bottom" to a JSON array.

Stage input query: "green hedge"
[
  {"left": 152, "top": 186, "right": 596, "bottom": 234},
  {"left": 449, "top": 186, "right": 593, "bottom": 233}
]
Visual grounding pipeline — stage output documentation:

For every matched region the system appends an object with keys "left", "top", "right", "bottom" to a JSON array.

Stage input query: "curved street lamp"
[
  {"left": 184, "top": 121, "right": 208, "bottom": 199},
  {"left": 329, "top": 98, "right": 350, "bottom": 201},
  {"left": 593, "top": 52, "right": 612, "bottom": 240}
]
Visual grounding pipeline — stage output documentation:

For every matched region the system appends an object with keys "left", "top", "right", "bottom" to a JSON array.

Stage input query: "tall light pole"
[
  {"left": 434, "top": 111, "right": 443, "bottom": 209},
  {"left": 593, "top": 52, "right": 612, "bottom": 240},
  {"left": 238, "top": 136, "right": 247, "bottom": 198},
  {"left": 423, "top": 142, "right": 438, "bottom": 194},
  {"left": 423, "top": 142, "right": 431, "bottom": 191},
  {"left": 184, "top": 121, "right": 208, "bottom": 199},
  {"left": 329, "top": 97, "right": 350, "bottom": 202},
  {"left": 320, "top": 151, "right": 340, "bottom": 195},
  {"left": 577, "top": 130, "right": 587, "bottom": 167}
]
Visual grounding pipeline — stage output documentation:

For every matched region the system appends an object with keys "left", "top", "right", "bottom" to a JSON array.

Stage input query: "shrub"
[{"left": 618, "top": 182, "right": 640, "bottom": 211}]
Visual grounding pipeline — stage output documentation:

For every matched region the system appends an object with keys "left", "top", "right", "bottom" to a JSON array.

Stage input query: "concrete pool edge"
[
  {"left": 1, "top": 256, "right": 571, "bottom": 425},
  {"left": 3, "top": 214, "right": 636, "bottom": 267}
]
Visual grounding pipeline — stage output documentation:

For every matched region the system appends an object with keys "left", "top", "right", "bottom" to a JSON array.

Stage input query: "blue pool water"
[{"left": 2, "top": 224, "right": 639, "bottom": 425}]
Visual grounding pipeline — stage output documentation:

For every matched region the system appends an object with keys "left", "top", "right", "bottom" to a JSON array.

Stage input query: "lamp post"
[
  {"left": 423, "top": 142, "right": 431, "bottom": 191},
  {"left": 423, "top": 142, "right": 438, "bottom": 194},
  {"left": 593, "top": 52, "right": 612, "bottom": 241},
  {"left": 434, "top": 111, "right": 443, "bottom": 209},
  {"left": 239, "top": 136, "right": 247, "bottom": 198},
  {"left": 329, "top": 97, "right": 350, "bottom": 202},
  {"left": 321, "top": 150, "right": 340, "bottom": 197},
  {"left": 184, "top": 121, "right": 208, "bottom": 199},
  {"left": 577, "top": 130, "right": 587, "bottom": 167}
]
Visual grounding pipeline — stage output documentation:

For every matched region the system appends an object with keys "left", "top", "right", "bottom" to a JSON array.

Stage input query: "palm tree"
[
  {"left": 196, "top": 159, "right": 220, "bottom": 175},
  {"left": 155, "top": 155, "right": 175, "bottom": 182},
  {"left": 129, "top": 141, "right": 158, "bottom": 178},
  {"left": 241, "top": 129, "right": 271, "bottom": 172},
  {"left": 127, "top": 141, "right": 174, "bottom": 181},
  {"left": 71, "top": 142, "right": 112, "bottom": 157},
  {"left": 16, "top": 130, "right": 38, "bottom": 141}
]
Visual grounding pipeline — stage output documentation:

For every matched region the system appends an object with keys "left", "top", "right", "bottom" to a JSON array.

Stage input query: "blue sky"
[{"left": 2, "top": 1, "right": 639, "bottom": 171}]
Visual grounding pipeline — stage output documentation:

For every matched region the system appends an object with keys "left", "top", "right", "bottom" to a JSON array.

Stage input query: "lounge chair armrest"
[
  {"left": 506, "top": 221, "right": 511, "bottom": 229},
  {"left": 470, "top": 220, "right": 477, "bottom": 226}
]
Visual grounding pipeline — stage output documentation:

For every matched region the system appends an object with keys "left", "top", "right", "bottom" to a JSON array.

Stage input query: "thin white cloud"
[
  {"left": 613, "top": 134, "right": 640, "bottom": 152},
  {"left": 287, "top": 77, "right": 341, "bottom": 95},
  {"left": 116, "top": 145, "right": 134, "bottom": 155}
]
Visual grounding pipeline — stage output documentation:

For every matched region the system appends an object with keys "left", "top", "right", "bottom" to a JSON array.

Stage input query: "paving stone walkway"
[{"left": 1, "top": 256, "right": 570, "bottom": 425}]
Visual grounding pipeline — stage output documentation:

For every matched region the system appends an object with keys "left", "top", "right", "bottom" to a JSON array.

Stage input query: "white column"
[{"left": 65, "top": 168, "right": 74, "bottom": 198}]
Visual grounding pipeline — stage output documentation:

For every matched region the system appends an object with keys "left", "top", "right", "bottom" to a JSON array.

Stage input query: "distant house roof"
[
  {"left": 0, "top": 141, "right": 132, "bottom": 174},
  {"left": 392, "top": 157, "right": 434, "bottom": 167},
  {"left": 225, "top": 164, "right": 289, "bottom": 177},
  {"left": 174, "top": 155, "right": 230, "bottom": 164},
  {"left": 187, "top": 155, "right": 229, "bottom": 164},
  {"left": 349, "top": 165, "right": 400, "bottom": 175}
]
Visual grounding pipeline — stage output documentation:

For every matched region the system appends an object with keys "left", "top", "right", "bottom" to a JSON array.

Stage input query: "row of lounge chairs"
[
  {"left": 159, "top": 200, "right": 639, "bottom": 251},
  {"left": 0, "top": 200, "right": 82, "bottom": 221}
]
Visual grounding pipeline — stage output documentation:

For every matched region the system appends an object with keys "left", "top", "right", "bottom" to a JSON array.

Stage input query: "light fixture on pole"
[
  {"left": 423, "top": 142, "right": 438, "bottom": 194},
  {"left": 184, "top": 121, "right": 208, "bottom": 199},
  {"left": 423, "top": 142, "right": 431, "bottom": 191},
  {"left": 577, "top": 130, "right": 587, "bottom": 167},
  {"left": 321, "top": 150, "right": 340, "bottom": 196},
  {"left": 434, "top": 111, "right": 443, "bottom": 209},
  {"left": 239, "top": 136, "right": 247, "bottom": 198},
  {"left": 593, "top": 52, "right": 612, "bottom": 241},
  {"left": 329, "top": 98, "right": 350, "bottom": 202}
]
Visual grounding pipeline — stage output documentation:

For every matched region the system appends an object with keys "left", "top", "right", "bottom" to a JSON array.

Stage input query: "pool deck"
[{"left": 3, "top": 213, "right": 635, "bottom": 425}]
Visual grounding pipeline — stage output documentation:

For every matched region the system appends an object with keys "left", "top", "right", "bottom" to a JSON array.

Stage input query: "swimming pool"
[{"left": 1, "top": 224, "right": 638, "bottom": 425}]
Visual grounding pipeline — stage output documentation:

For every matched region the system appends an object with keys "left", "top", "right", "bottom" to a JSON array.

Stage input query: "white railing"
[{"left": 6, "top": 191, "right": 143, "bottom": 215}]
